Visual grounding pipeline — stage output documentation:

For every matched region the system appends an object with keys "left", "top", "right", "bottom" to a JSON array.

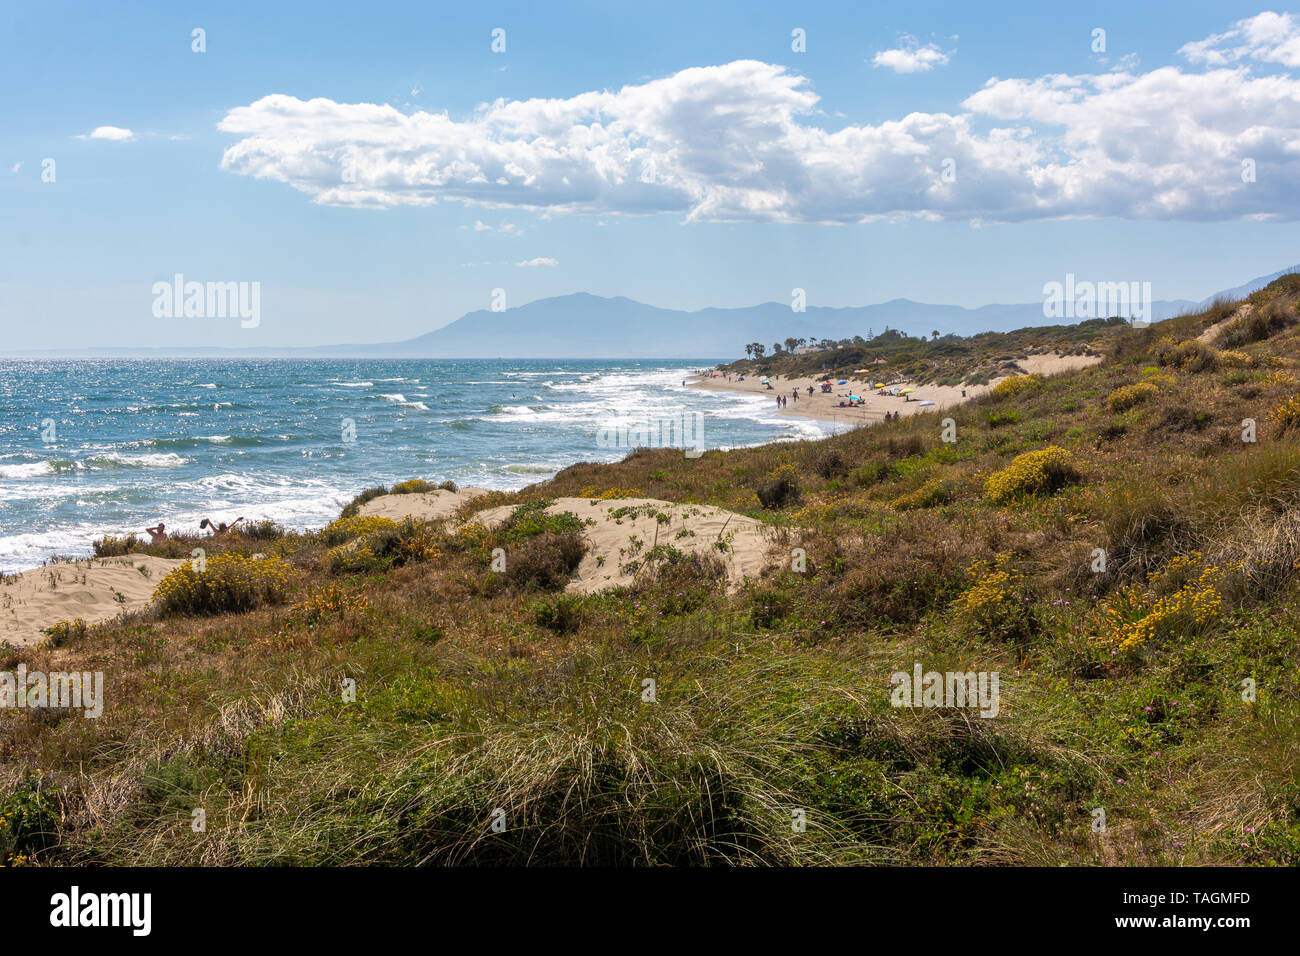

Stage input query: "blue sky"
[{"left": 2, "top": 0, "right": 1298, "bottom": 349}]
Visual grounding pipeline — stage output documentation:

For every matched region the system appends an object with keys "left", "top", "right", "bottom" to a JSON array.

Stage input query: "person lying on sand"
[
  {"left": 144, "top": 523, "right": 167, "bottom": 544},
  {"left": 199, "top": 517, "right": 244, "bottom": 536}
]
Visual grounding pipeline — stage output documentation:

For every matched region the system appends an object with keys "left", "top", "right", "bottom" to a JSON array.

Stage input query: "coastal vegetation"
[
  {"left": 4, "top": 277, "right": 1300, "bottom": 866},
  {"left": 723, "top": 317, "right": 1126, "bottom": 387}
]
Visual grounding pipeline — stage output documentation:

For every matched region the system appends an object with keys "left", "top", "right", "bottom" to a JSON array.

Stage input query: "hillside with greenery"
[
  {"left": 5, "top": 276, "right": 1300, "bottom": 866},
  {"left": 725, "top": 318, "right": 1123, "bottom": 387}
]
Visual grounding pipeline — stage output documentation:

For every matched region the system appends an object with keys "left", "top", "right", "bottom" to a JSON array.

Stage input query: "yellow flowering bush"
[
  {"left": 951, "top": 561, "right": 1037, "bottom": 642},
  {"left": 991, "top": 373, "right": 1043, "bottom": 399},
  {"left": 43, "top": 618, "right": 87, "bottom": 648},
  {"left": 320, "top": 515, "right": 399, "bottom": 547},
  {"left": 289, "top": 583, "right": 370, "bottom": 626},
  {"left": 892, "top": 477, "right": 960, "bottom": 510},
  {"left": 1217, "top": 349, "right": 1253, "bottom": 369},
  {"left": 327, "top": 518, "right": 439, "bottom": 574},
  {"left": 985, "top": 446, "right": 1081, "bottom": 503},
  {"left": 153, "top": 553, "right": 292, "bottom": 616},
  {"left": 1156, "top": 337, "right": 1219, "bottom": 372},
  {"left": 1268, "top": 396, "right": 1300, "bottom": 433},
  {"left": 1098, "top": 554, "right": 1225, "bottom": 654},
  {"left": 578, "top": 486, "right": 642, "bottom": 500},
  {"left": 1107, "top": 381, "right": 1159, "bottom": 412},
  {"left": 1139, "top": 367, "right": 1176, "bottom": 385}
]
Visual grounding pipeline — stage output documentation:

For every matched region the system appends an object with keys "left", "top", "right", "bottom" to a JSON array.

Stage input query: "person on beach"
[
  {"left": 792, "top": 389, "right": 798, "bottom": 403},
  {"left": 144, "top": 522, "right": 168, "bottom": 544},
  {"left": 200, "top": 517, "right": 244, "bottom": 536}
]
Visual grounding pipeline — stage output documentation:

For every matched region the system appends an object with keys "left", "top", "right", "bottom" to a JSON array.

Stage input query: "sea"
[{"left": 0, "top": 358, "right": 838, "bottom": 572}]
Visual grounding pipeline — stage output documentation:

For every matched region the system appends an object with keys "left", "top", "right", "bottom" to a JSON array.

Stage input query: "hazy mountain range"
[{"left": 12, "top": 265, "right": 1297, "bottom": 360}]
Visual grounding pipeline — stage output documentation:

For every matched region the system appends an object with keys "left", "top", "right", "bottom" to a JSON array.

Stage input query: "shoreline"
[{"left": 686, "top": 351, "right": 1102, "bottom": 427}]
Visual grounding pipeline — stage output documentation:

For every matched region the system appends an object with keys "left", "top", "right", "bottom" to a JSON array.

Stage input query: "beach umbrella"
[
  {"left": 874, "top": 382, "right": 886, "bottom": 388},
  {"left": 917, "top": 401, "right": 936, "bottom": 407},
  {"left": 901, "top": 388, "right": 916, "bottom": 394},
  {"left": 848, "top": 395, "right": 862, "bottom": 401},
  {"left": 836, "top": 379, "right": 848, "bottom": 385}
]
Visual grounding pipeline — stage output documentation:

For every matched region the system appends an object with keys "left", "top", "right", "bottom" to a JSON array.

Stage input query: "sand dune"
[
  {"left": 0, "top": 555, "right": 186, "bottom": 648},
  {"left": 358, "top": 486, "right": 491, "bottom": 522},
  {"left": 688, "top": 350, "right": 1101, "bottom": 426},
  {"left": 469, "top": 496, "right": 777, "bottom": 593}
]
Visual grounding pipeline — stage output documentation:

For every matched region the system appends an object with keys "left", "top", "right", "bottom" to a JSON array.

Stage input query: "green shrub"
[
  {"left": 92, "top": 534, "right": 140, "bottom": 557},
  {"left": 498, "top": 531, "right": 587, "bottom": 592},
  {"left": 241, "top": 520, "right": 286, "bottom": 541},
  {"left": 756, "top": 465, "right": 801, "bottom": 509},
  {"left": 499, "top": 501, "right": 584, "bottom": 540},
  {"left": 533, "top": 593, "right": 586, "bottom": 634},
  {"left": 0, "top": 779, "right": 61, "bottom": 865},
  {"left": 391, "top": 479, "right": 435, "bottom": 495},
  {"left": 338, "top": 485, "right": 389, "bottom": 520}
]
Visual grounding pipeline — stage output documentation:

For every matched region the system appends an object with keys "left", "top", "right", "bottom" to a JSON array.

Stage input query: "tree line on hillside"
[{"left": 744, "top": 328, "right": 954, "bottom": 360}]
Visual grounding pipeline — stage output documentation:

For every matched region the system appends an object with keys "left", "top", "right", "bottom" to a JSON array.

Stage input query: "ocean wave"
[
  {"left": 84, "top": 453, "right": 189, "bottom": 469},
  {"left": 0, "top": 461, "right": 55, "bottom": 479},
  {"left": 0, "top": 452, "right": 189, "bottom": 478}
]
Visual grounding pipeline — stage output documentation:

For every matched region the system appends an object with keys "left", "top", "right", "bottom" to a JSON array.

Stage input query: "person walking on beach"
[{"left": 144, "top": 522, "right": 168, "bottom": 544}]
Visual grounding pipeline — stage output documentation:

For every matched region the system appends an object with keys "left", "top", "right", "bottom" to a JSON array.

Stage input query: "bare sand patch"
[
  {"left": 1199, "top": 304, "right": 1251, "bottom": 344},
  {"left": 468, "top": 497, "right": 777, "bottom": 594},
  {"left": 358, "top": 486, "right": 491, "bottom": 522},
  {"left": 687, "top": 351, "right": 1101, "bottom": 427},
  {"left": 0, "top": 555, "right": 187, "bottom": 648}
]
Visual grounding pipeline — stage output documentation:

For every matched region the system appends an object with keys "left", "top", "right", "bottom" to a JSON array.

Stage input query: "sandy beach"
[
  {"left": 357, "top": 486, "right": 491, "bottom": 522},
  {"left": 687, "top": 351, "right": 1101, "bottom": 426},
  {"left": 471, "top": 497, "right": 776, "bottom": 594},
  {"left": 1, "top": 555, "right": 188, "bottom": 648}
]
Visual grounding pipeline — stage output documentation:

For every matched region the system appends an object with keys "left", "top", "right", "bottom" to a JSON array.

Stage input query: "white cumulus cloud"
[
  {"left": 216, "top": 17, "right": 1300, "bottom": 224},
  {"left": 873, "top": 38, "right": 952, "bottom": 73},
  {"left": 516, "top": 257, "right": 558, "bottom": 267},
  {"left": 80, "top": 126, "right": 135, "bottom": 142},
  {"left": 1179, "top": 10, "right": 1300, "bottom": 66}
]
